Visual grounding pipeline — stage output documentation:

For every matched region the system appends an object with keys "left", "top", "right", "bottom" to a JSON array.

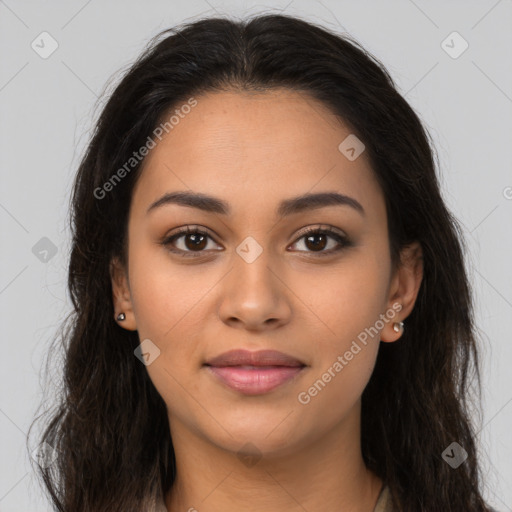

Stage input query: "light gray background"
[{"left": 1, "top": 1, "right": 511, "bottom": 510}]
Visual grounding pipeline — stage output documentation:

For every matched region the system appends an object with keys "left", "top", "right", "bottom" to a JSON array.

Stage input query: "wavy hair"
[{"left": 28, "top": 13, "right": 492, "bottom": 511}]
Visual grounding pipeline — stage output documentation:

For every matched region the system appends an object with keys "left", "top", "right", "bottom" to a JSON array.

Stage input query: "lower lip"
[{"left": 205, "top": 365, "right": 305, "bottom": 395}]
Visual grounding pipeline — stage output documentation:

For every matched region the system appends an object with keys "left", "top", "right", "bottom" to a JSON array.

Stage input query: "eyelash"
[{"left": 161, "top": 225, "right": 351, "bottom": 259}]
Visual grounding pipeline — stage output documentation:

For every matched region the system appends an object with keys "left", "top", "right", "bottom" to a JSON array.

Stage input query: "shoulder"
[{"left": 373, "top": 485, "right": 501, "bottom": 512}]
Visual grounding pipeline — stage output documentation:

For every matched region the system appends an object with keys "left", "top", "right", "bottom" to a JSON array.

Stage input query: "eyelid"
[
  {"left": 292, "top": 223, "right": 347, "bottom": 241},
  {"left": 165, "top": 224, "right": 218, "bottom": 240}
]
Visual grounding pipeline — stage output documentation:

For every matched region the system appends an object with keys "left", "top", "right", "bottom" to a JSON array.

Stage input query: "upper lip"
[{"left": 204, "top": 349, "right": 306, "bottom": 367}]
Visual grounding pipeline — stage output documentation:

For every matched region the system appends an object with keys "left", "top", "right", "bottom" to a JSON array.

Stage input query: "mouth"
[
  {"left": 204, "top": 364, "right": 306, "bottom": 395},
  {"left": 204, "top": 349, "right": 307, "bottom": 395}
]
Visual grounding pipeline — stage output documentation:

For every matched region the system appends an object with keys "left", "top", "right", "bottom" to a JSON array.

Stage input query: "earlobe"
[
  {"left": 110, "top": 257, "right": 137, "bottom": 331},
  {"left": 381, "top": 241, "right": 423, "bottom": 343}
]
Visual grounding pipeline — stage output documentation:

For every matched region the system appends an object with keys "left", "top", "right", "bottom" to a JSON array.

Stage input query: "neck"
[{"left": 164, "top": 402, "right": 383, "bottom": 512}]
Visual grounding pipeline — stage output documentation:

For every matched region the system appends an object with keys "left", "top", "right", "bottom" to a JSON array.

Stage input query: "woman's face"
[{"left": 112, "top": 89, "right": 419, "bottom": 459}]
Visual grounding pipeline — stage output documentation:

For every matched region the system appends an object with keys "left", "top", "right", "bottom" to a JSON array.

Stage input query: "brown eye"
[
  {"left": 290, "top": 226, "right": 351, "bottom": 256},
  {"left": 162, "top": 225, "right": 351, "bottom": 259},
  {"left": 304, "top": 232, "right": 328, "bottom": 251},
  {"left": 162, "top": 226, "right": 222, "bottom": 258},
  {"left": 182, "top": 232, "right": 208, "bottom": 251}
]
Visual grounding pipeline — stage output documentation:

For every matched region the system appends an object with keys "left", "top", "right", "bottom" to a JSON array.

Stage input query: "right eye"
[{"left": 161, "top": 226, "right": 223, "bottom": 258}]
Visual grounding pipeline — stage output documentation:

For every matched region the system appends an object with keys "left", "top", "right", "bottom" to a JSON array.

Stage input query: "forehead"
[{"left": 131, "top": 89, "right": 384, "bottom": 220}]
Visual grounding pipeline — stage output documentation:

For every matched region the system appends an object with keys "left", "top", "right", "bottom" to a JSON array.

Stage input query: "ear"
[
  {"left": 110, "top": 256, "right": 137, "bottom": 331},
  {"left": 381, "top": 241, "right": 423, "bottom": 343}
]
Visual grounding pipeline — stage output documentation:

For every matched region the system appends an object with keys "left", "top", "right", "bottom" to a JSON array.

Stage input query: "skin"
[{"left": 111, "top": 89, "right": 423, "bottom": 512}]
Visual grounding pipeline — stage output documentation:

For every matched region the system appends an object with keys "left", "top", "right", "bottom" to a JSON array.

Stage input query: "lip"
[
  {"left": 204, "top": 349, "right": 306, "bottom": 395},
  {"left": 205, "top": 349, "right": 305, "bottom": 367}
]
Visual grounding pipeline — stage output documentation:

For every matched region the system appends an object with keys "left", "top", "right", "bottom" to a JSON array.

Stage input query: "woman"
[{"left": 28, "top": 13, "right": 496, "bottom": 512}]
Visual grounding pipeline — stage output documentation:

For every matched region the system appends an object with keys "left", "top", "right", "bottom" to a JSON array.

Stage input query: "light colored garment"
[
  {"left": 374, "top": 484, "right": 393, "bottom": 512},
  {"left": 151, "top": 484, "right": 393, "bottom": 511},
  {"left": 150, "top": 494, "right": 168, "bottom": 512}
]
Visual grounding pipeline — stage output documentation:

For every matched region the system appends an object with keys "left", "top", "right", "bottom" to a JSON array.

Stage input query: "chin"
[{"left": 204, "top": 413, "right": 306, "bottom": 458}]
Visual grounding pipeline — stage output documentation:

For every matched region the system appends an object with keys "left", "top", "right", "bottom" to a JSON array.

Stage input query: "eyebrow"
[{"left": 146, "top": 190, "right": 365, "bottom": 217}]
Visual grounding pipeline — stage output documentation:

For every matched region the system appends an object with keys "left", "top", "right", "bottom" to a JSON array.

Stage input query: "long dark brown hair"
[{"left": 28, "top": 13, "right": 493, "bottom": 511}]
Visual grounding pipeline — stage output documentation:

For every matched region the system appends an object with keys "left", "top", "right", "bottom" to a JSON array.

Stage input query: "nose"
[{"left": 217, "top": 249, "right": 292, "bottom": 332}]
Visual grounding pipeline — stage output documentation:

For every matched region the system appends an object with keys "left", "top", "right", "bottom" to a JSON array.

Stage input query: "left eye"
[
  {"left": 289, "top": 228, "right": 349, "bottom": 255},
  {"left": 162, "top": 225, "right": 350, "bottom": 258}
]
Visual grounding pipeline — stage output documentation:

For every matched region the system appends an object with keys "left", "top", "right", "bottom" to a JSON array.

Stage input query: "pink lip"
[
  {"left": 206, "top": 365, "right": 305, "bottom": 395},
  {"left": 205, "top": 349, "right": 305, "bottom": 367},
  {"left": 204, "top": 349, "right": 306, "bottom": 395}
]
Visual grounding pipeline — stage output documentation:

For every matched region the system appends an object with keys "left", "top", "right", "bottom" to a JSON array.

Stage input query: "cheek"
[
  {"left": 127, "top": 248, "right": 211, "bottom": 416},
  {"left": 128, "top": 238, "right": 211, "bottom": 340},
  {"left": 295, "top": 269, "right": 385, "bottom": 419},
  {"left": 292, "top": 254, "right": 390, "bottom": 347},
  {"left": 127, "top": 244, "right": 228, "bottom": 408},
  {"left": 292, "top": 253, "right": 388, "bottom": 402}
]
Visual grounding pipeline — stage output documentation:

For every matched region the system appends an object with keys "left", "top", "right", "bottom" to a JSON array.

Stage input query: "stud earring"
[
  {"left": 116, "top": 312, "right": 126, "bottom": 321},
  {"left": 393, "top": 321, "right": 404, "bottom": 333}
]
